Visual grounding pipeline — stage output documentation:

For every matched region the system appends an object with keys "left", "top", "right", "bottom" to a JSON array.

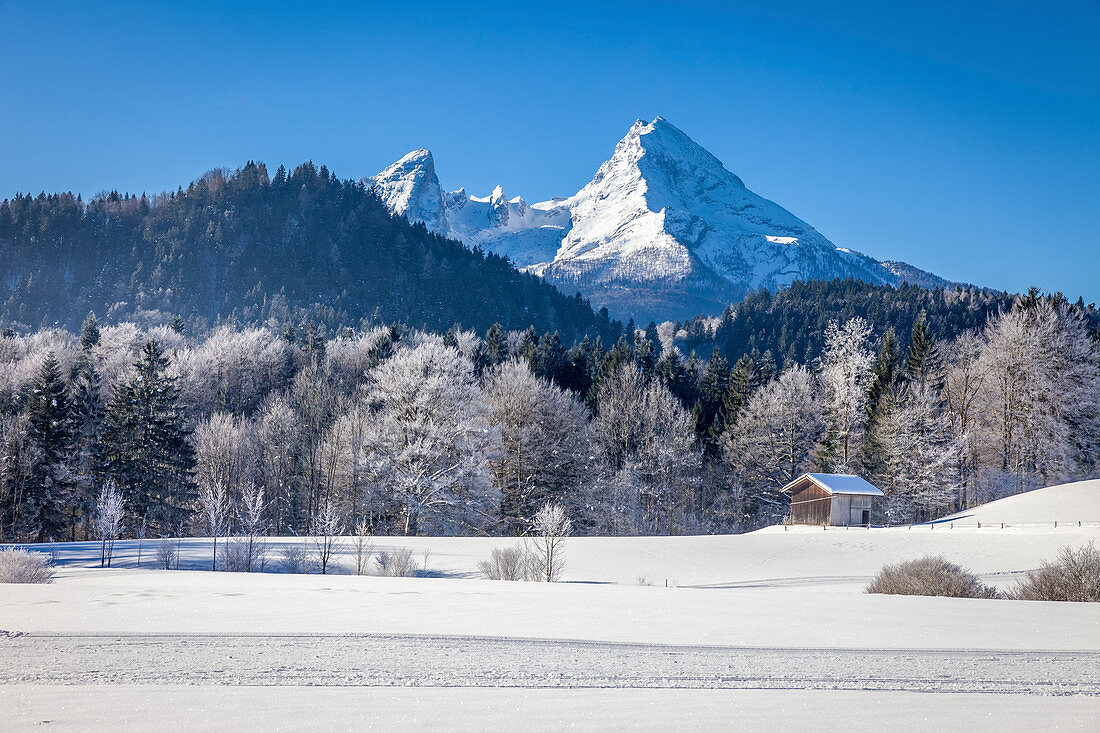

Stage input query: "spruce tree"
[
  {"left": 861, "top": 328, "right": 901, "bottom": 476},
  {"left": 904, "top": 310, "right": 942, "bottom": 390},
  {"left": 104, "top": 340, "right": 195, "bottom": 532},
  {"left": 656, "top": 349, "right": 696, "bottom": 408},
  {"left": 724, "top": 351, "right": 767, "bottom": 430},
  {"left": 482, "top": 323, "right": 508, "bottom": 367},
  {"left": 536, "top": 331, "right": 567, "bottom": 385},
  {"left": 643, "top": 321, "right": 662, "bottom": 357},
  {"left": 79, "top": 312, "right": 100, "bottom": 350},
  {"left": 69, "top": 357, "right": 106, "bottom": 540},
  {"left": 692, "top": 347, "right": 730, "bottom": 455},
  {"left": 25, "top": 352, "right": 74, "bottom": 540}
]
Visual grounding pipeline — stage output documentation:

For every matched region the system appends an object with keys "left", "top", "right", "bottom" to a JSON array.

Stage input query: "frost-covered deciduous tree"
[
  {"left": 593, "top": 364, "right": 701, "bottom": 533},
  {"left": 175, "top": 326, "right": 293, "bottom": 416},
  {"left": 309, "top": 498, "right": 344, "bottom": 574},
  {"left": 874, "top": 384, "right": 965, "bottom": 523},
  {"left": 968, "top": 300, "right": 1100, "bottom": 500},
  {"left": 819, "top": 317, "right": 875, "bottom": 471},
  {"left": 483, "top": 360, "right": 593, "bottom": 532},
  {"left": 198, "top": 482, "right": 229, "bottom": 571},
  {"left": 358, "top": 342, "right": 499, "bottom": 535},
  {"left": 291, "top": 362, "right": 339, "bottom": 527},
  {"left": 94, "top": 481, "right": 124, "bottom": 568},
  {"left": 724, "top": 365, "right": 824, "bottom": 524},
  {"left": 352, "top": 517, "right": 373, "bottom": 575},
  {"left": 235, "top": 483, "right": 267, "bottom": 572},
  {"left": 323, "top": 402, "right": 373, "bottom": 522},
  {"left": 194, "top": 413, "right": 257, "bottom": 510},
  {"left": 528, "top": 501, "right": 571, "bottom": 582},
  {"left": 326, "top": 327, "right": 396, "bottom": 396},
  {"left": 256, "top": 394, "right": 299, "bottom": 533},
  {"left": 943, "top": 331, "right": 985, "bottom": 509}
]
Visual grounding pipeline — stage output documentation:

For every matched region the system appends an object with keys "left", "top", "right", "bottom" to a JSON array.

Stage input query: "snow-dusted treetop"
[{"left": 365, "top": 117, "right": 942, "bottom": 320}]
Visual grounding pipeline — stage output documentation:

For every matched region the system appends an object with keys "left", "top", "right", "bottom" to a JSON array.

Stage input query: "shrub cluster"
[
  {"left": 0, "top": 548, "right": 55, "bottom": 584},
  {"left": 866, "top": 555, "right": 997, "bottom": 598},
  {"left": 1011, "top": 542, "right": 1100, "bottom": 602},
  {"left": 375, "top": 547, "right": 419, "bottom": 577}
]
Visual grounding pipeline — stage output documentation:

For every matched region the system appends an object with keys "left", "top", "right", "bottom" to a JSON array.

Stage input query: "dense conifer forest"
[{"left": 0, "top": 162, "right": 616, "bottom": 342}]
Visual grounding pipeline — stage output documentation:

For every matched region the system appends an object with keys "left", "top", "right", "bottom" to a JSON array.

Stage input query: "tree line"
[{"left": 2, "top": 288, "right": 1097, "bottom": 543}]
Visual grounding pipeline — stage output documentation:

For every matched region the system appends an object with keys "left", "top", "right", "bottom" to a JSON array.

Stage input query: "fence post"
[{"left": 978, "top": 522, "right": 981, "bottom": 529}]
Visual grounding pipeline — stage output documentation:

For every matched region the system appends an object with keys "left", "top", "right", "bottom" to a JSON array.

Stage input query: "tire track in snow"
[{"left": 2, "top": 633, "right": 1098, "bottom": 694}]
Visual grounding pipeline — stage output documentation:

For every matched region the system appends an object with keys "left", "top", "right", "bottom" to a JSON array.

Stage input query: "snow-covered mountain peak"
[
  {"left": 367, "top": 117, "right": 941, "bottom": 320},
  {"left": 366, "top": 148, "right": 446, "bottom": 232}
]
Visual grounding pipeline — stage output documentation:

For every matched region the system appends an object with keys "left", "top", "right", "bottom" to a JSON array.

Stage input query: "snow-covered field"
[{"left": 3, "top": 481, "right": 1099, "bottom": 731}]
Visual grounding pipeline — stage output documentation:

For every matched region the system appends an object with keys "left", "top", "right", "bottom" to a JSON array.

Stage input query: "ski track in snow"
[{"left": 2, "top": 632, "right": 1097, "bottom": 695}]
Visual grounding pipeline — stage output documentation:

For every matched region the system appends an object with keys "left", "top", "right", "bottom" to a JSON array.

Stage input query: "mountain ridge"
[{"left": 367, "top": 117, "right": 953, "bottom": 321}]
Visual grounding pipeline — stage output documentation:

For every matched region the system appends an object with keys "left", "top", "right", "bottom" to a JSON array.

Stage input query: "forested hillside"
[
  {"left": 0, "top": 162, "right": 616, "bottom": 342},
  {"left": 671, "top": 279, "right": 1020, "bottom": 366}
]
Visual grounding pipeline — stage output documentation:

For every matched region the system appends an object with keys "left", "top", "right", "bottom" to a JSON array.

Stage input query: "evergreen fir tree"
[
  {"left": 692, "top": 347, "right": 730, "bottom": 455},
  {"left": 624, "top": 318, "right": 636, "bottom": 347},
  {"left": 588, "top": 337, "right": 634, "bottom": 411},
  {"left": 643, "top": 321, "right": 663, "bottom": 357},
  {"left": 103, "top": 340, "right": 196, "bottom": 532},
  {"left": 69, "top": 357, "right": 106, "bottom": 540},
  {"left": 79, "top": 312, "right": 100, "bottom": 350},
  {"left": 723, "top": 350, "right": 768, "bottom": 430},
  {"left": 25, "top": 352, "right": 74, "bottom": 541},
  {"left": 655, "top": 349, "right": 696, "bottom": 408},
  {"left": 861, "top": 328, "right": 902, "bottom": 476},
  {"left": 904, "top": 310, "right": 943, "bottom": 392},
  {"left": 536, "top": 331, "right": 567, "bottom": 385},
  {"left": 482, "top": 323, "right": 508, "bottom": 367},
  {"left": 517, "top": 327, "right": 539, "bottom": 368}
]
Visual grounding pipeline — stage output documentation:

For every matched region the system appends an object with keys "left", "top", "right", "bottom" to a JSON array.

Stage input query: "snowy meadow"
[{"left": 3, "top": 482, "right": 1100, "bottom": 730}]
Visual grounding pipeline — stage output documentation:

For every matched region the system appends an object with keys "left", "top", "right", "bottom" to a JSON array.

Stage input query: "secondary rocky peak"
[{"left": 366, "top": 148, "right": 446, "bottom": 233}]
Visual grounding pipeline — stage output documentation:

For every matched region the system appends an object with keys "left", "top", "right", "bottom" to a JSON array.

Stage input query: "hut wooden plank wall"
[
  {"left": 780, "top": 473, "right": 884, "bottom": 526},
  {"left": 788, "top": 482, "right": 832, "bottom": 525}
]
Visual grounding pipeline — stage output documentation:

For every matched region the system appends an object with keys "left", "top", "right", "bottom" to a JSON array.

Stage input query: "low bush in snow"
[
  {"left": 156, "top": 538, "right": 180, "bottom": 570},
  {"left": 0, "top": 548, "right": 55, "bottom": 584},
  {"left": 1010, "top": 542, "right": 1100, "bottom": 602},
  {"left": 866, "top": 555, "right": 997, "bottom": 599},
  {"left": 376, "top": 547, "right": 419, "bottom": 577},
  {"left": 478, "top": 546, "right": 527, "bottom": 581},
  {"left": 279, "top": 541, "right": 308, "bottom": 573}
]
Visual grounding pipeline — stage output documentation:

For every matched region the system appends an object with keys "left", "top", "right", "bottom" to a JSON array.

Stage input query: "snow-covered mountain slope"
[{"left": 366, "top": 118, "right": 946, "bottom": 321}]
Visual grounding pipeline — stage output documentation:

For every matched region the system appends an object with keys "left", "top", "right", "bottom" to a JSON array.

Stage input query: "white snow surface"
[
  {"left": 7, "top": 687, "right": 1098, "bottom": 733},
  {"left": 5, "top": 480, "right": 1100, "bottom": 646},
  {"left": 940, "top": 479, "right": 1100, "bottom": 525},
  {"left": 3, "top": 482, "right": 1099, "bottom": 729},
  {"left": 365, "top": 118, "right": 919, "bottom": 317}
]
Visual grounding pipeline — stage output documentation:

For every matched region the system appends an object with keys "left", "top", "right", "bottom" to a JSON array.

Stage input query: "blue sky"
[{"left": 2, "top": 0, "right": 1098, "bottom": 302}]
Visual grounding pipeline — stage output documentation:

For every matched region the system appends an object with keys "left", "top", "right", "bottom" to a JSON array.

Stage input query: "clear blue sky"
[{"left": 2, "top": 0, "right": 1098, "bottom": 303}]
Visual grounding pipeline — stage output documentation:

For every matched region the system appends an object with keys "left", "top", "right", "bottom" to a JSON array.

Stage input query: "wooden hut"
[{"left": 781, "top": 473, "right": 884, "bottom": 526}]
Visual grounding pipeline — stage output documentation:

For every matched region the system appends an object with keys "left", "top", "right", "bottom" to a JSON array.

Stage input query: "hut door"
[{"left": 861, "top": 509, "right": 870, "bottom": 525}]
